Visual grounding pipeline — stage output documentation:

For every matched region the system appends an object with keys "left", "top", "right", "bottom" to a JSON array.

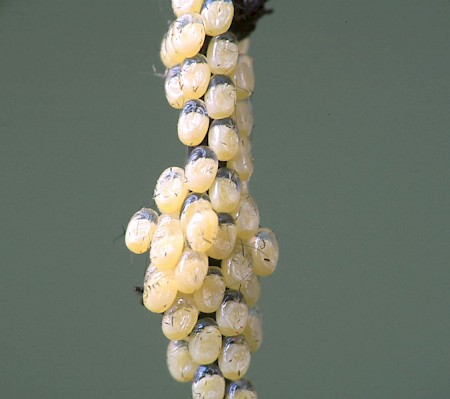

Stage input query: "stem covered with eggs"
[{"left": 126, "top": 1, "right": 276, "bottom": 398}]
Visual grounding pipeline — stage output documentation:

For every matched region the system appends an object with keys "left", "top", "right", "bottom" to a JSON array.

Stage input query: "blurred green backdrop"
[{"left": 1, "top": 1, "right": 449, "bottom": 398}]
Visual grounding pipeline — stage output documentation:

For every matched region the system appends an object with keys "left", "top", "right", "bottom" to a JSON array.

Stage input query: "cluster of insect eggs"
[{"left": 125, "top": 1, "right": 278, "bottom": 398}]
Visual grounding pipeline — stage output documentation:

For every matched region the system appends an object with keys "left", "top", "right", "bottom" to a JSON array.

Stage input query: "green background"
[{"left": 1, "top": 1, "right": 449, "bottom": 398}]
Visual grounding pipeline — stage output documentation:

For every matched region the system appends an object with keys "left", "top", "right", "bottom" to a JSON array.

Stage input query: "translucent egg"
[
  {"left": 160, "top": 32, "right": 179, "bottom": 69},
  {"left": 221, "top": 240, "right": 253, "bottom": 291},
  {"left": 170, "top": 13, "right": 205, "bottom": 59},
  {"left": 150, "top": 215, "right": 184, "bottom": 271},
  {"left": 204, "top": 75, "right": 236, "bottom": 119},
  {"left": 216, "top": 290, "right": 249, "bottom": 336},
  {"left": 208, "top": 117, "right": 239, "bottom": 161},
  {"left": 239, "top": 180, "right": 250, "bottom": 195},
  {"left": 174, "top": 248, "right": 209, "bottom": 294},
  {"left": 237, "top": 38, "right": 250, "bottom": 54},
  {"left": 167, "top": 340, "right": 198, "bottom": 382},
  {"left": 171, "top": 0, "right": 203, "bottom": 17},
  {"left": 240, "top": 272, "right": 260, "bottom": 307},
  {"left": 178, "top": 100, "right": 209, "bottom": 146},
  {"left": 233, "top": 55, "right": 254, "bottom": 100},
  {"left": 233, "top": 99, "right": 253, "bottom": 136},
  {"left": 180, "top": 55, "right": 211, "bottom": 100},
  {"left": 243, "top": 307, "right": 263, "bottom": 352},
  {"left": 193, "top": 266, "right": 226, "bottom": 313},
  {"left": 218, "top": 335, "right": 251, "bottom": 381},
  {"left": 206, "top": 32, "right": 239, "bottom": 75},
  {"left": 201, "top": 0, "right": 234, "bottom": 36},
  {"left": 232, "top": 193, "right": 259, "bottom": 240},
  {"left": 125, "top": 207, "right": 158, "bottom": 254},
  {"left": 209, "top": 167, "right": 241, "bottom": 213},
  {"left": 192, "top": 364, "right": 226, "bottom": 399},
  {"left": 142, "top": 264, "right": 178, "bottom": 313},
  {"left": 248, "top": 228, "right": 279, "bottom": 277},
  {"left": 207, "top": 213, "right": 237, "bottom": 260},
  {"left": 154, "top": 167, "right": 189, "bottom": 214},
  {"left": 225, "top": 379, "right": 258, "bottom": 399},
  {"left": 185, "top": 146, "right": 219, "bottom": 193},
  {"left": 185, "top": 208, "right": 219, "bottom": 253},
  {"left": 162, "top": 24, "right": 189, "bottom": 68},
  {"left": 180, "top": 192, "right": 213, "bottom": 233},
  {"left": 188, "top": 318, "right": 223, "bottom": 365},
  {"left": 165, "top": 65, "right": 186, "bottom": 109},
  {"left": 162, "top": 294, "right": 199, "bottom": 340},
  {"left": 227, "top": 135, "right": 253, "bottom": 182}
]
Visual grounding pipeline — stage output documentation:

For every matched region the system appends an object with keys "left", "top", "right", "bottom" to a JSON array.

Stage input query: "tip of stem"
[{"left": 231, "top": 0, "right": 273, "bottom": 40}]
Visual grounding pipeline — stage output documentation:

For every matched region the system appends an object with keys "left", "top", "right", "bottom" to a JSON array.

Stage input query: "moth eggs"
[
  {"left": 192, "top": 364, "right": 226, "bottom": 399},
  {"left": 207, "top": 32, "right": 239, "bottom": 75},
  {"left": 234, "top": 99, "right": 253, "bottom": 137},
  {"left": 227, "top": 135, "right": 254, "bottom": 182},
  {"left": 248, "top": 228, "right": 279, "bottom": 277},
  {"left": 233, "top": 55, "right": 255, "bottom": 100},
  {"left": 178, "top": 100, "right": 209, "bottom": 147},
  {"left": 180, "top": 192, "right": 213, "bottom": 232},
  {"left": 185, "top": 207, "right": 219, "bottom": 253},
  {"left": 201, "top": 0, "right": 234, "bottom": 36},
  {"left": 165, "top": 65, "right": 186, "bottom": 109},
  {"left": 167, "top": 340, "right": 198, "bottom": 382},
  {"left": 204, "top": 75, "right": 236, "bottom": 119},
  {"left": 125, "top": 207, "right": 158, "bottom": 254},
  {"left": 185, "top": 146, "right": 219, "bottom": 193},
  {"left": 239, "top": 180, "right": 249, "bottom": 195},
  {"left": 160, "top": 32, "right": 180, "bottom": 69},
  {"left": 150, "top": 215, "right": 184, "bottom": 271},
  {"left": 206, "top": 213, "right": 237, "bottom": 260},
  {"left": 193, "top": 266, "right": 226, "bottom": 313},
  {"left": 174, "top": 248, "right": 209, "bottom": 294},
  {"left": 142, "top": 264, "right": 178, "bottom": 313},
  {"left": 162, "top": 294, "right": 199, "bottom": 340},
  {"left": 221, "top": 240, "right": 253, "bottom": 291},
  {"left": 240, "top": 273, "right": 260, "bottom": 307},
  {"left": 243, "top": 307, "right": 263, "bottom": 353},
  {"left": 237, "top": 38, "right": 250, "bottom": 54},
  {"left": 162, "top": 25, "right": 186, "bottom": 67},
  {"left": 225, "top": 379, "right": 258, "bottom": 399},
  {"left": 171, "top": 0, "right": 203, "bottom": 17},
  {"left": 218, "top": 335, "right": 251, "bottom": 381},
  {"left": 188, "top": 318, "right": 223, "bottom": 365},
  {"left": 232, "top": 193, "right": 260, "bottom": 240},
  {"left": 208, "top": 117, "right": 239, "bottom": 161},
  {"left": 180, "top": 55, "right": 211, "bottom": 100},
  {"left": 154, "top": 167, "right": 189, "bottom": 214},
  {"left": 209, "top": 167, "right": 241, "bottom": 213},
  {"left": 216, "top": 290, "right": 249, "bottom": 336},
  {"left": 127, "top": 3, "right": 278, "bottom": 395},
  {"left": 170, "top": 13, "right": 205, "bottom": 59}
]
